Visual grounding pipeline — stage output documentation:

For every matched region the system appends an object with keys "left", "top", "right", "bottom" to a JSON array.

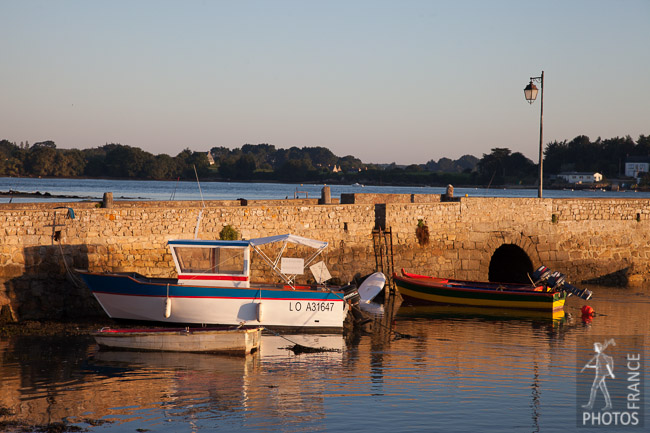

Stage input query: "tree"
[
  {"left": 478, "top": 148, "right": 511, "bottom": 180},
  {"left": 634, "top": 135, "right": 650, "bottom": 156},
  {"left": 32, "top": 140, "right": 56, "bottom": 149},
  {"left": 146, "top": 154, "right": 178, "bottom": 180},
  {"left": 599, "top": 136, "right": 635, "bottom": 176},
  {"left": 53, "top": 149, "right": 86, "bottom": 177},
  {"left": 437, "top": 157, "right": 456, "bottom": 172},
  {"left": 302, "top": 146, "right": 338, "bottom": 167},
  {"left": 456, "top": 155, "right": 479, "bottom": 172},
  {"left": 544, "top": 135, "right": 639, "bottom": 178},
  {"left": 477, "top": 148, "right": 535, "bottom": 185},
  {"left": 218, "top": 154, "right": 257, "bottom": 180},
  {"left": 277, "top": 158, "right": 314, "bottom": 181},
  {"left": 544, "top": 140, "right": 570, "bottom": 174},
  {"left": 424, "top": 159, "right": 439, "bottom": 171},
  {"left": 175, "top": 148, "right": 210, "bottom": 179},
  {"left": 25, "top": 145, "right": 58, "bottom": 176},
  {"left": 0, "top": 140, "right": 23, "bottom": 176},
  {"left": 241, "top": 143, "right": 276, "bottom": 168},
  {"left": 208, "top": 146, "right": 230, "bottom": 167},
  {"left": 505, "top": 152, "right": 535, "bottom": 179},
  {"left": 235, "top": 154, "right": 257, "bottom": 177},
  {"left": 104, "top": 144, "right": 155, "bottom": 178},
  {"left": 337, "top": 155, "right": 362, "bottom": 172},
  {"left": 406, "top": 164, "right": 424, "bottom": 172}
]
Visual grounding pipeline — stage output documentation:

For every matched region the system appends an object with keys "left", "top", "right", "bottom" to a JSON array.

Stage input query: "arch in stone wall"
[{"left": 480, "top": 232, "right": 541, "bottom": 284}]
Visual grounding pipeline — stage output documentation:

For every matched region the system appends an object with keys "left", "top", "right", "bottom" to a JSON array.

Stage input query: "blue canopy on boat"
[{"left": 168, "top": 239, "right": 250, "bottom": 247}]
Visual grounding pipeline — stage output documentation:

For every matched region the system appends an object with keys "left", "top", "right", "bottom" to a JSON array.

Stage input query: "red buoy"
[{"left": 581, "top": 305, "right": 594, "bottom": 316}]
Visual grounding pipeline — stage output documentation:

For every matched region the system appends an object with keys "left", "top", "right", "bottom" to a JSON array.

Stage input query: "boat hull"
[
  {"left": 394, "top": 274, "right": 566, "bottom": 312},
  {"left": 93, "top": 326, "right": 262, "bottom": 355},
  {"left": 80, "top": 271, "right": 349, "bottom": 329}
]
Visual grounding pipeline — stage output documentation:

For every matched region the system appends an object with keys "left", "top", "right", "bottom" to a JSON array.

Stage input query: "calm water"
[
  {"left": 1, "top": 178, "right": 648, "bottom": 431},
  {"left": 1, "top": 290, "right": 648, "bottom": 432},
  {"left": 3, "top": 176, "right": 650, "bottom": 202}
]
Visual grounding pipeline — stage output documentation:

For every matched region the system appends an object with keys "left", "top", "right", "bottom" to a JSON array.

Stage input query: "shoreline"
[{"left": 0, "top": 319, "right": 115, "bottom": 337}]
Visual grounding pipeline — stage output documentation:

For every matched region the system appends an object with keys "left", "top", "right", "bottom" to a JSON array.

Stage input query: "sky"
[{"left": 1, "top": 0, "right": 649, "bottom": 165}]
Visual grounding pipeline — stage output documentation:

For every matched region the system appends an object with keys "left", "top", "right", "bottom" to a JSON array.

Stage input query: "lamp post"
[{"left": 524, "top": 71, "right": 544, "bottom": 198}]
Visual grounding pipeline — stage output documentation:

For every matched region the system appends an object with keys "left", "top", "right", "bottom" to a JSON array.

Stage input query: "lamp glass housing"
[{"left": 524, "top": 81, "right": 538, "bottom": 103}]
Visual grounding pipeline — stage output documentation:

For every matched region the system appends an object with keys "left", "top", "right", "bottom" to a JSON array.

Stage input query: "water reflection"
[
  {"left": 0, "top": 286, "right": 648, "bottom": 432},
  {"left": 91, "top": 350, "right": 258, "bottom": 422}
]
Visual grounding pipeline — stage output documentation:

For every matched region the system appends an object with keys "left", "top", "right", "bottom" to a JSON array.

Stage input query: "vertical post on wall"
[
  {"left": 538, "top": 71, "right": 544, "bottom": 199},
  {"left": 524, "top": 71, "right": 545, "bottom": 198}
]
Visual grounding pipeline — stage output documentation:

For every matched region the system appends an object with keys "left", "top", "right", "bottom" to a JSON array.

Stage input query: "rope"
[
  {"left": 170, "top": 176, "right": 180, "bottom": 200},
  {"left": 193, "top": 165, "right": 205, "bottom": 207},
  {"left": 57, "top": 240, "right": 86, "bottom": 289}
]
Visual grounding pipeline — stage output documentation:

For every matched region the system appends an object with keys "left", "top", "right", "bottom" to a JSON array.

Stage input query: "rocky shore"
[{"left": 0, "top": 319, "right": 114, "bottom": 337}]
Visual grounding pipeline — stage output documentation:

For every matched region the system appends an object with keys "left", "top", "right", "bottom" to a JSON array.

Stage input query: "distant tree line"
[
  {"left": 471, "top": 135, "right": 650, "bottom": 187},
  {"left": 0, "top": 139, "right": 479, "bottom": 185},
  {"left": 209, "top": 143, "right": 479, "bottom": 184},
  {"left": 1, "top": 134, "right": 648, "bottom": 187},
  {"left": 544, "top": 135, "right": 650, "bottom": 178},
  {"left": 0, "top": 140, "right": 210, "bottom": 180}
]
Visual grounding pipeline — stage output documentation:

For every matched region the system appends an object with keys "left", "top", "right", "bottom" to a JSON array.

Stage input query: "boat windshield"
[{"left": 174, "top": 246, "right": 246, "bottom": 275}]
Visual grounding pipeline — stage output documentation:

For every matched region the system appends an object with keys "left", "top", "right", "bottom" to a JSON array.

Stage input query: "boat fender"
[
  {"left": 256, "top": 302, "right": 263, "bottom": 322},
  {"left": 164, "top": 297, "right": 172, "bottom": 318}
]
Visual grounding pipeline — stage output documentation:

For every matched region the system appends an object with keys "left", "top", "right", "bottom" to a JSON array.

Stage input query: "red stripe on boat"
[{"left": 178, "top": 275, "right": 249, "bottom": 281}]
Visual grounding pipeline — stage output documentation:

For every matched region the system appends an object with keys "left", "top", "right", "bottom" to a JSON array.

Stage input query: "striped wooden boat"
[{"left": 394, "top": 269, "right": 567, "bottom": 312}]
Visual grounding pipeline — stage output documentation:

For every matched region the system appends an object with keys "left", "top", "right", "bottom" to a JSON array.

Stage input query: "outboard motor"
[
  {"left": 341, "top": 283, "right": 361, "bottom": 305},
  {"left": 531, "top": 265, "right": 552, "bottom": 284},
  {"left": 546, "top": 271, "right": 566, "bottom": 290},
  {"left": 341, "top": 283, "right": 369, "bottom": 325},
  {"left": 563, "top": 282, "right": 593, "bottom": 301},
  {"left": 546, "top": 271, "right": 593, "bottom": 300}
]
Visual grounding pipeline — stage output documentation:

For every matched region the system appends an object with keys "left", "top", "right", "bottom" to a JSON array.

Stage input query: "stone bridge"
[{"left": 1, "top": 192, "right": 649, "bottom": 320}]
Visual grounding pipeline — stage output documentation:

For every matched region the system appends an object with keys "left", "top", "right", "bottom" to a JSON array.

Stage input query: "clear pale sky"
[{"left": 2, "top": 0, "right": 649, "bottom": 164}]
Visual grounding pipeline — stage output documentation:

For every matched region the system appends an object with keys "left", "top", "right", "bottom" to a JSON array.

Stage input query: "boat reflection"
[
  {"left": 91, "top": 349, "right": 259, "bottom": 420},
  {"left": 0, "top": 332, "right": 346, "bottom": 431}
]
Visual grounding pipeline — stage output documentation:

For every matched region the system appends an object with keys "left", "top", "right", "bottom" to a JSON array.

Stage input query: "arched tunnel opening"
[{"left": 488, "top": 244, "right": 534, "bottom": 284}]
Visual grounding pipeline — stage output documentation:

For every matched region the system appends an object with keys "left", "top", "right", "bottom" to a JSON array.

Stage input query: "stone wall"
[{"left": 1, "top": 194, "right": 650, "bottom": 320}]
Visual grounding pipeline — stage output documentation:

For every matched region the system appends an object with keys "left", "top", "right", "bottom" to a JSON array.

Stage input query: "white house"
[
  {"left": 624, "top": 157, "right": 650, "bottom": 178},
  {"left": 557, "top": 172, "right": 603, "bottom": 184}
]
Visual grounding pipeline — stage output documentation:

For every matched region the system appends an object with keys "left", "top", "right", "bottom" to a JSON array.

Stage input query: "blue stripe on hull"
[{"left": 79, "top": 272, "right": 344, "bottom": 302}]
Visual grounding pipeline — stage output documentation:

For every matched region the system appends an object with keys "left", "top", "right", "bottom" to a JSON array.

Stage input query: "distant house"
[
  {"left": 624, "top": 157, "right": 650, "bottom": 178},
  {"left": 206, "top": 151, "right": 215, "bottom": 165},
  {"left": 557, "top": 172, "right": 603, "bottom": 184},
  {"left": 331, "top": 165, "right": 341, "bottom": 173}
]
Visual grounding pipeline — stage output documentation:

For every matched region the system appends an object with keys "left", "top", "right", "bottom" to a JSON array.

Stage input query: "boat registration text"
[{"left": 289, "top": 301, "right": 337, "bottom": 312}]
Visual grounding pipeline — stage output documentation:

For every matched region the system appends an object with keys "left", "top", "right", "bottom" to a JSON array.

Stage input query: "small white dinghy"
[
  {"left": 358, "top": 272, "right": 386, "bottom": 303},
  {"left": 92, "top": 326, "right": 262, "bottom": 355}
]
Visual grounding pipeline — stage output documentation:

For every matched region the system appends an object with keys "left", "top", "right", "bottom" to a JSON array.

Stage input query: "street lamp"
[{"left": 524, "top": 70, "right": 544, "bottom": 198}]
